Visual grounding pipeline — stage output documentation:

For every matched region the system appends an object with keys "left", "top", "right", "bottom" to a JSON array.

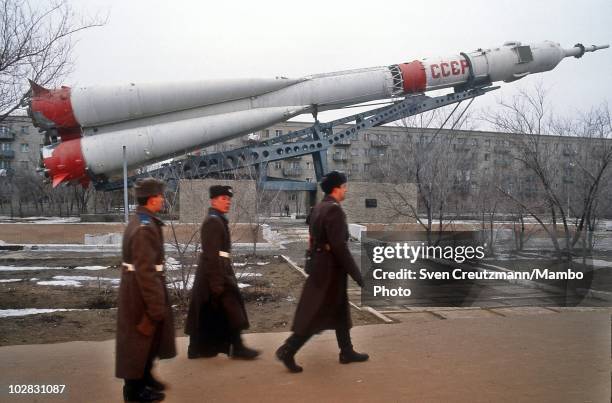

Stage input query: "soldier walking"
[
  {"left": 116, "top": 178, "right": 176, "bottom": 402},
  {"left": 276, "top": 171, "right": 368, "bottom": 373},
  {"left": 185, "top": 185, "right": 260, "bottom": 360}
]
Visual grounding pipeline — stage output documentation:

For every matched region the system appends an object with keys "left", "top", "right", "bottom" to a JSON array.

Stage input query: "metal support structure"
[
  {"left": 122, "top": 145, "right": 129, "bottom": 223},
  {"left": 96, "top": 86, "right": 497, "bottom": 192}
]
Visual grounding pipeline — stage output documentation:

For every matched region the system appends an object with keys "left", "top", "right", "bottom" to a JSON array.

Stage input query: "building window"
[
  {"left": 350, "top": 148, "right": 359, "bottom": 156},
  {"left": 264, "top": 129, "right": 270, "bottom": 138},
  {"left": 20, "top": 143, "right": 29, "bottom": 153},
  {"left": 0, "top": 126, "right": 9, "bottom": 135},
  {"left": 275, "top": 130, "right": 282, "bottom": 137},
  {"left": 484, "top": 153, "right": 489, "bottom": 161},
  {"left": 1, "top": 142, "right": 11, "bottom": 150},
  {"left": 274, "top": 162, "right": 281, "bottom": 169},
  {"left": 0, "top": 160, "right": 10, "bottom": 169},
  {"left": 365, "top": 199, "right": 377, "bottom": 208},
  {"left": 306, "top": 177, "right": 312, "bottom": 182},
  {"left": 306, "top": 162, "right": 311, "bottom": 169},
  {"left": 21, "top": 126, "right": 28, "bottom": 134}
]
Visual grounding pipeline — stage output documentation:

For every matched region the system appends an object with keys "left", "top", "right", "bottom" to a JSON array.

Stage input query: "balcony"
[
  {"left": 453, "top": 182, "right": 471, "bottom": 194},
  {"left": 332, "top": 153, "right": 348, "bottom": 162},
  {"left": 457, "top": 161, "right": 476, "bottom": 170},
  {"left": 0, "top": 130, "right": 15, "bottom": 140},
  {"left": 282, "top": 167, "right": 303, "bottom": 177},
  {"left": 494, "top": 160, "right": 510, "bottom": 168},
  {"left": 0, "top": 150, "right": 15, "bottom": 159},
  {"left": 334, "top": 139, "right": 352, "bottom": 147},
  {"left": 370, "top": 139, "right": 389, "bottom": 147},
  {"left": 493, "top": 146, "right": 510, "bottom": 154},
  {"left": 453, "top": 145, "right": 470, "bottom": 152}
]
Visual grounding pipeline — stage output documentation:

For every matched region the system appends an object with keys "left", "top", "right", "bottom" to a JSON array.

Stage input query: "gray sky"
[{"left": 67, "top": 0, "right": 611, "bottom": 126}]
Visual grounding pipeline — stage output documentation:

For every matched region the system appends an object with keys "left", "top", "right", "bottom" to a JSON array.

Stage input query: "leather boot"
[
  {"left": 123, "top": 383, "right": 165, "bottom": 402},
  {"left": 275, "top": 343, "right": 303, "bottom": 373},
  {"left": 229, "top": 332, "right": 260, "bottom": 360},
  {"left": 144, "top": 373, "right": 166, "bottom": 392},
  {"left": 230, "top": 344, "right": 261, "bottom": 360},
  {"left": 339, "top": 349, "right": 369, "bottom": 364}
]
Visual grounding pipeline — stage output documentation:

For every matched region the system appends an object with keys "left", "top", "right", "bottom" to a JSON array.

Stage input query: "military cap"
[
  {"left": 209, "top": 185, "right": 234, "bottom": 199},
  {"left": 320, "top": 170, "right": 347, "bottom": 194},
  {"left": 134, "top": 178, "right": 165, "bottom": 198}
]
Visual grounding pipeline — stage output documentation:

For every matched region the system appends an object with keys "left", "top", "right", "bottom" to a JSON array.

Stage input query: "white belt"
[
  {"left": 219, "top": 251, "right": 230, "bottom": 258},
  {"left": 122, "top": 263, "right": 164, "bottom": 271}
]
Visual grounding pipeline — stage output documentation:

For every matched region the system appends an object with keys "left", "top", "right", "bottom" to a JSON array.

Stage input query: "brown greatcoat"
[
  {"left": 185, "top": 208, "right": 249, "bottom": 352},
  {"left": 116, "top": 206, "right": 176, "bottom": 380},
  {"left": 292, "top": 195, "right": 364, "bottom": 336}
]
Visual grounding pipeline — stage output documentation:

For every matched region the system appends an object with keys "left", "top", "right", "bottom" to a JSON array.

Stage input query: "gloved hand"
[{"left": 136, "top": 315, "right": 155, "bottom": 336}]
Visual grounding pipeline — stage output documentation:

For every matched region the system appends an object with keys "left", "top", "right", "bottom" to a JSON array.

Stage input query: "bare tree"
[
  {"left": 0, "top": 0, "right": 105, "bottom": 121},
  {"left": 370, "top": 108, "right": 473, "bottom": 244},
  {"left": 483, "top": 83, "right": 612, "bottom": 255}
]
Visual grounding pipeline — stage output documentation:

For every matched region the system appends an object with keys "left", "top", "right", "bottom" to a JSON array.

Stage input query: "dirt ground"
[{"left": 0, "top": 255, "right": 380, "bottom": 346}]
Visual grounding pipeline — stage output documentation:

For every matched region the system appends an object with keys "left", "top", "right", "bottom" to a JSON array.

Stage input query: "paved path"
[{"left": 1, "top": 312, "right": 610, "bottom": 402}]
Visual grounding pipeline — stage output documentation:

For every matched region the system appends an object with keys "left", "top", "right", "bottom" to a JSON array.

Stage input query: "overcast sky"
[{"left": 65, "top": 0, "right": 611, "bottom": 127}]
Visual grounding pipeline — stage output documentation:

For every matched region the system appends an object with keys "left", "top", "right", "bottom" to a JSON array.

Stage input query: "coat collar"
[
  {"left": 136, "top": 206, "right": 164, "bottom": 226},
  {"left": 323, "top": 195, "right": 340, "bottom": 204},
  {"left": 208, "top": 207, "right": 228, "bottom": 223}
]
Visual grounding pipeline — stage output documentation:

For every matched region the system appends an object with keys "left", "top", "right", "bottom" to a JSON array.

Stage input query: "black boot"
[
  {"left": 275, "top": 343, "right": 303, "bottom": 373},
  {"left": 144, "top": 373, "right": 166, "bottom": 392},
  {"left": 231, "top": 344, "right": 260, "bottom": 360},
  {"left": 339, "top": 349, "right": 369, "bottom": 364},
  {"left": 123, "top": 381, "right": 165, "bottom": 402},
  {"left": 143, "top": 361, "right": 166, "bottom": 392},
  {"left": 229, "top": 332, "right": 260, "bottom": 360}
]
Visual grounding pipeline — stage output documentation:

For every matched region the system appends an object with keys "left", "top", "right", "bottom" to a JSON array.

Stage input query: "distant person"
[
  {"left": 116, "top": 178, "right": 176, "bottom": 402},
  {"left": 284, "top": 204, "right": 290, "bottom": 217},
  {"left": 185, "top": 185, "right": 260, "bottom": 360},
  {"left": 276, "top": 171, "right": 368, "bottom": 373}
]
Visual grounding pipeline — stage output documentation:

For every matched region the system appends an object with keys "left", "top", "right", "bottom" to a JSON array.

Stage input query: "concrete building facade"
[{"left": 0, "top": 115, "right": 42, "bottom": 178}]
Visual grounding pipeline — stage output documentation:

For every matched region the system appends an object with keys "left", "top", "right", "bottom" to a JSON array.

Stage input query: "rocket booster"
[{"left": 29, "top": 40, "right": 608, "bottom": 187}]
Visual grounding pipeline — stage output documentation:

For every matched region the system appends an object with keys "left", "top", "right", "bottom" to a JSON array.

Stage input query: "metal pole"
[{"left": 123, "top": 146, "right": 129, "bottom": 224}]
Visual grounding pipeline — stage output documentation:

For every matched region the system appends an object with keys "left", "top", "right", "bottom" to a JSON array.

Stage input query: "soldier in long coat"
[
  {"left": 185, "top": 185, "right": 259, "bottom": 360},
  {"left": 276, "top": 171, "right": 368, "bottom": 373},
  {"left": 116, "top": 178, "right": 176, "bottom": 402}
]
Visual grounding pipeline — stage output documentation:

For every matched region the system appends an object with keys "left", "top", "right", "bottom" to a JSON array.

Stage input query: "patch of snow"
[
  {"left": 74, "top": 266, "right": 109, "bottom": 271},
  {"left": 0, "top": 278, "right": 22, "bottom": 283},
  {"left": 238, "top": 283, "right": 250, "bottom": 288},
  {"left": 235, "top": 272, "right": 263, "bottom": 278},
  {"left": 37, "top": 280, "right": 82, "bottom": 287},
  {"left": 0, "top": 266, "right": 68, "bottom": 271},
  {"left": 30, "top": 278, "right": 38, "bottom": 281},
  {"left": 168, "top": 277, "right": 194, "bottom": 290},
  {"left": 233, "top": 262, "right": 248, "bottom": 267},
  {"left": 0, "top": 308, "right": 82, "bottom": 318},
  {"left": 53, "top": 275, "right": 119, "bottom": 283},
  {"left": 256, "top": 262, "right": 269, "bottom": 266},
  {"left": 583, "top": 259, "right": 612, "bottom": 269}
]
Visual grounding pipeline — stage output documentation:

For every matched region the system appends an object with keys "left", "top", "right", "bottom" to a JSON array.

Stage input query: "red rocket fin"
[
  {"left": 29, "top": 80, "right": 50, "bottom": 96},
  {"left": 52, "top": 173, "right": 69, "bottom": 188}
]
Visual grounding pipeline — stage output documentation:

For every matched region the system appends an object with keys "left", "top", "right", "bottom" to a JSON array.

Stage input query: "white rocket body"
[{"left": 29, "top": 40, "right": 608, "bottom": 186}]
